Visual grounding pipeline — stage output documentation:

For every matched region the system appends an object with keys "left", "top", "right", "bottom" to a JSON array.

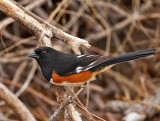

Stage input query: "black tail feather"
[
  {"left": 91, "top": 49, "right": 156, "bottom": 72},
  {"left": 105, "top": 49, "right": 156, "bottom": 65}
]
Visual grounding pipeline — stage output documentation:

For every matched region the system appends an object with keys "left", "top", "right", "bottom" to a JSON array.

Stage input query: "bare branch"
[
  {"left": 47, "top": 97, "right": 72, "bottom": 121},
  {"left": 105, "top": 89, "right": 160, "bottom": 121},
  {"left": 52, "top": 85, "right": 82, "bottom": 121},
  {"left": 0, "top": 0, "right": 90, "bottom": 48},
  {"left": 0, "top": 0, "right": 46, "bottom": 30},
  {"left": 0, "top": 82, "right": 36, "bottom": 121},
  {"left": 1, "top": 78, "right": 59, "bottom": 107}
]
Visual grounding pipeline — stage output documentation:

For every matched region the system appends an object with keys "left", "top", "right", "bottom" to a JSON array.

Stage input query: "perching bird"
[{"left": 29, "top": 46, "right": 156, "bottom": 87}]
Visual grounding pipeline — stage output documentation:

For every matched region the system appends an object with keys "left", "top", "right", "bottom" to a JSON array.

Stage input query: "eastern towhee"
[{"left": 29, "top": 46, "right": 156, "bottom": 87}]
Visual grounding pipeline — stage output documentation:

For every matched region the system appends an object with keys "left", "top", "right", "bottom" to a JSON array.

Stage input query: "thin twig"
[
  {"left": 10, "top": 61, "right": 28, "bottom": 91},
  {"left": 105, "top": 88, "right": 160, "bottom": 121},
  {"left": 47, "top": 97, "right": 72, "bottom": 121},
  {"left": 15, "top": 61, "right": 37, "bottom": 97},
  {"left": 1, "top": 79, "right": 59, "bottom": 107},
  {"left": 75, "top": 101, "right": 106, "bottom": 121}
]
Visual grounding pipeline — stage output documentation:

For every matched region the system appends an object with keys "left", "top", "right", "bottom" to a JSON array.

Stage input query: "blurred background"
[{"left": 0, "top": 0, "right": 160, "bottom": 121}]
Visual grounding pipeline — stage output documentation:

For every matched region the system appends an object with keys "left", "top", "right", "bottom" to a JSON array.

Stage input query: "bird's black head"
[
  {"left": 29, "top": 46, "right": 61, "bottom": 81},
  {"left": 29, "top": 46, "right": 55, "bottom": 59},
  {"left": 29, "top": 46, "right": 62, "bottom": 65},
  {"left": 29, "top": 46, "right": 77, "bottom": 81}
]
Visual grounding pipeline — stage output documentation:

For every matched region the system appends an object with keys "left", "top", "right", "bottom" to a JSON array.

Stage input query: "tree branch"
[
  {"left": 0, "top": 0, "right": 90, "bottom": 49},
  {"left": 105, "top": 89, "right": 160, "bottom": 121},
  {"left": 0, "top": 0, "right": 46, "bottom": 30},
  {"left": 0, "top": 82, "right": 36, "bottom": 121}
]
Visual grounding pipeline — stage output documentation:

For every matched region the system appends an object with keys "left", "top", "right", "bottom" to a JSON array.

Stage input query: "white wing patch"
[
  {"left": 86, "top": 55, "right": 95, "bottom": 57},
  {"left": 77, "top": 54, "right": 95, "bottom": 58},
  {"left": 88, "top": 60, "right": 97, "bottom": 66},
  {"left": 75, "top": 66, "right": 84, "bottom": 73},
  {"left": 83, "top": 60, "right": 97, "bottom": 71},
  {"left": 83, "top": 66, "right": 93, "bottom": 71},
  {"left": 77, "top": 55, "right": 86, "bottom": 58},
  {"left": 75, "top": 54, "right": 100, "bottom": 73},
  {"left": 75, "top": 60, "right": 98, "bottom": 73}
]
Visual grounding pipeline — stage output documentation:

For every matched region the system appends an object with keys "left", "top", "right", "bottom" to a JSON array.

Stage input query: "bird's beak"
[{"left": 29, "top": 51, "right": 39, "bottom": 59}]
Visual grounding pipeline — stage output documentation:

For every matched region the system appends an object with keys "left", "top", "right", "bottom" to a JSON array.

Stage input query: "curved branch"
[
  {"left": 0, "top": 0, "right": 90, "bottom": 48},
  {"left": 0, "top": 82, "right": 36, "bottom": 121}
]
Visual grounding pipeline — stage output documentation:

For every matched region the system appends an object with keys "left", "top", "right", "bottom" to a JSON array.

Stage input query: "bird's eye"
[{"left": 41, "top": 51, "right": 46, "bottom": 55}]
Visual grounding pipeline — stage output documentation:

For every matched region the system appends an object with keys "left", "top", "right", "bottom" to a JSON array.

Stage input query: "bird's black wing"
[
  {"left": 57, "top": 54, "right": 101, "bottom": 76},
  {"left": 57, "top": 49, "right": 156, "bottom": 76}
]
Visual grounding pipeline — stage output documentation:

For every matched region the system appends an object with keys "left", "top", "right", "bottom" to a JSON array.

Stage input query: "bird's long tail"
[
  {"left": 105, "top": 49, "right": 156, "bottom": 65},
  {"left": 91, "top": 49, "right": 156, "bottom": 72}
]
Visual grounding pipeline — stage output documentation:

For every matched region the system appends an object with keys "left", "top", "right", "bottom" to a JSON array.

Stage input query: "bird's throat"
[{"left": 40, "top": 64, "right": 53, "bottom": 81}]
